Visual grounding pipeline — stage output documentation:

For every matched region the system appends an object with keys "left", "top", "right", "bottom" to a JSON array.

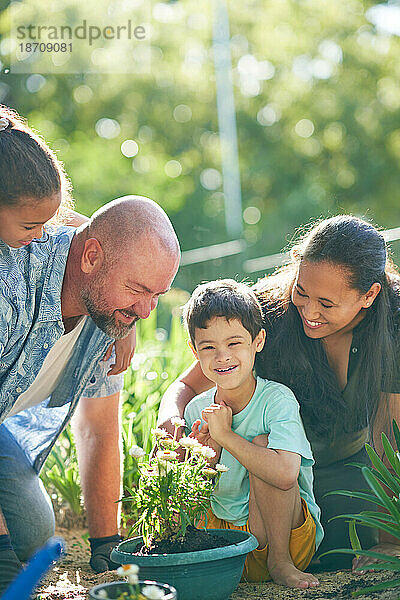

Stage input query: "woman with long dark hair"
[{"left": 158, "top": 215, "right": 400, "bottom": 570}]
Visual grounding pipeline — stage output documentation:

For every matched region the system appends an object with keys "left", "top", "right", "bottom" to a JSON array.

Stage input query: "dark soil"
[{"left": 135, "top": 524, "right": 229, "bottom": 555}]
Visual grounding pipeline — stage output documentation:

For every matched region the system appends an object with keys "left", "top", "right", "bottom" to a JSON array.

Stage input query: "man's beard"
[{"left": 81, "top": 289, "right": 138, "bottom": 339}]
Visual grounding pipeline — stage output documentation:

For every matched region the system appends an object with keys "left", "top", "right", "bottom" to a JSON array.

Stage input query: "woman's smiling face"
[{"left": 291, "top": 260, "right": 379, "bottom": 339}]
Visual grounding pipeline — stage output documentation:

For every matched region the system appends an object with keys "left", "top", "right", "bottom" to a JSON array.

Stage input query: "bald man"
[{"left": 0, "top": 196, "right": 180, "bottom": 592}]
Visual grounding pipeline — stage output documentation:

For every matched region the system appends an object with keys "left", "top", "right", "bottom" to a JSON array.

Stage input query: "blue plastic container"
[{"left": 1, "top": 537, "right": 65, "bottom": 600}]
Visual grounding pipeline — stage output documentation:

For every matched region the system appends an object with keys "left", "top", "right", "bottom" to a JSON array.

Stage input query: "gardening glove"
[
  {"left": 0, "top": 535, "right": 23, "bottom": 594},
  {"left": 89, "top": 534, "right": 123, "bottom": 573}
]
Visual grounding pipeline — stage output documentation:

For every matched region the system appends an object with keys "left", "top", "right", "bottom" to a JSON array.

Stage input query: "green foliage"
[
  {"left": 40, "top": 427, "right": 83, "bottom": 516},
  {"left": 40, "top": 302, "right": 193, "bottom": 517},
  {"left": 124, "top": 426, "right": 223, "bottom": 548},
  {"left": 121, "top": 303, "right": 193, "bottom": 491},
  {"left": 2, "top": 0, "right": 400, "bottom": 288},
  {"left": 323, "top": 420, "right": 400, "bottom": 597},
  {"left": 349, "top": 519, "right": 362, "bottom": 559}
]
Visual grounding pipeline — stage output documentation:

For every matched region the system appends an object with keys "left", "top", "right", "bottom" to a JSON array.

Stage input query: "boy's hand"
[
  {"left": 103, "top": 326, "right": 136, "bottom": 375},
  {"left": 202, "top": 400, "right": 232, "bottom": 445},
  {"left": 190, "top": 420, "right": 221, "bottom": 462}
]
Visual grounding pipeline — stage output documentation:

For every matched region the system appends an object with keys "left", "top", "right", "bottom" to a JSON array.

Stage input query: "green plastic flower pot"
[
  {"left": 111, "top": 529, "right": 258, "bottom": 600},
  {"left": 89, "top": 580, "right": 177, "bottom": 599}
]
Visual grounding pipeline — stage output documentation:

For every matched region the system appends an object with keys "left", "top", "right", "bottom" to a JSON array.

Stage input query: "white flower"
[
  {"left": 117, "top": 563, "right": 139, "bottom": 576},
  {"left": 156, "top": 450, "right": 178, "bottom": 461},
  {"left": 202, "top": 467, "right": 217, "bottom": 478},
  {"left": 151, "top": 427, "right": 169, "bottom": 439},
  {"left": 179, "top": 436, "right": 201, "bottom": 449},
  {"left": 142, "top": 584, "right": 166, "bottom": 599},
  {"left": 201, "top": 446, "right": 216, "bottom": 459},
  {"left": 171, "top": 416, "right": 186, "bottom": 428},
  {"left": 97, "top": 591, "right": 109, "bottom": 599},
  {"left": 129, "top": 445, "right": 145, "bottom": 459},
  {"left": 144, "top": 465, "right": 159, "bottom": 477},
  {"left": 215, "top": 463, "right": 229, "bottom": 472},
  {"left": 160, "top": 437, "right": 176, "bottom": 448}
]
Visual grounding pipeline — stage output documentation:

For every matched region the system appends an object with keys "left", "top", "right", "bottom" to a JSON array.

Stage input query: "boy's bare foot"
[{"left": 268, "top": 558, "right": 320, "bottom": 589}]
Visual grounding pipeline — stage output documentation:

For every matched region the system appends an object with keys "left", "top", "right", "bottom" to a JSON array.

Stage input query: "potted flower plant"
[
  {"left": 89, "top": 564, "right": 177, "bottom": 599},
  {"left": 111, "top": 418, "right": 258, "bottom": 600}
]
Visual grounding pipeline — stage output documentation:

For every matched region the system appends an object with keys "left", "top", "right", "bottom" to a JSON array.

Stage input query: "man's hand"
[
  {"left": 89, "top": 534, "right": 122, "bottom": 573},
  {"left": 103, "top": 326, "right": 136, "bottom": 375},
  {"left": 190, "top": 419, "right": 221, "bottom": 462},
  {"left": 352, "top": 543, "right": 400, "bottom": 574},
  {"left": 201, "top": 400, "right": 233, "bottom": 446},
  {"left": 0, "top": 547, "right": 23, "bottom": 594}
]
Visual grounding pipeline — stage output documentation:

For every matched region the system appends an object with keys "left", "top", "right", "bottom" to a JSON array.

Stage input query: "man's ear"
[
  {"left": 81, "top": 238, "right": 104, "bottom": 274},
  {"left": 188, "top": 340, "right": 198, "bottom": 359},
  {"left": 255, "top": 328, "right": 266, "bottom": 353}
]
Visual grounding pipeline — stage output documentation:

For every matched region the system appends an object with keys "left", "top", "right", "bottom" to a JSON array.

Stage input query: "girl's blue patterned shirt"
[{"left": 0, "top": 227, "right": 123, "bottom": 472}]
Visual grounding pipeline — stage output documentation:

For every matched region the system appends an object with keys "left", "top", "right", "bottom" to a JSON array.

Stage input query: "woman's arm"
[{"left": 157, "top": 361, "right": 213, "bottom": 436}]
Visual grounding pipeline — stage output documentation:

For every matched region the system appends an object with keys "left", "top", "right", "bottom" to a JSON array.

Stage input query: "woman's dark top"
[{"left": 255, "top": 302, "right": 400, "bottom": 467}]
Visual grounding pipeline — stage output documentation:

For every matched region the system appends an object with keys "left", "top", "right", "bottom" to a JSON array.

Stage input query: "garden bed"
[{"left": 35, "top": 527, "right": 399, "bottom": 600}]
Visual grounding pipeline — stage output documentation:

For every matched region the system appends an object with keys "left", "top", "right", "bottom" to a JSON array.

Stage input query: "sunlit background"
[
  {"left": 1, "top": 0, "right": 400, "bottom": 290},
  {"left": 2, "top": 0, "right": 400, "bottom": 531}
]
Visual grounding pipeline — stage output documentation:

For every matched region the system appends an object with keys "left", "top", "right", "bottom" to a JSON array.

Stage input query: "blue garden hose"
[{"left": 1, "top": 537, "right": 65, "bottom": 600}]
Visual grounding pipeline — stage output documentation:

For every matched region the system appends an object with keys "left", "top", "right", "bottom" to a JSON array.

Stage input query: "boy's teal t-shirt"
[{"left": 184, "top": 376, "right": 323, "bottom": 550}]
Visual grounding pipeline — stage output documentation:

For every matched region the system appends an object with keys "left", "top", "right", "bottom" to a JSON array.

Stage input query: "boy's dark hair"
[{"left": 182, "top": 279, "right": 264, "bottom": 346}]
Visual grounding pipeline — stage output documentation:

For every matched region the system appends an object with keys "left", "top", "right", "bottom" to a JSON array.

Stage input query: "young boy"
[{"left": 182, "top": 279, "right": 323, "bottom": 589}]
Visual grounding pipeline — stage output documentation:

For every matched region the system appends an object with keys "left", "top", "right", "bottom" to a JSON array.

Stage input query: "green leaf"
[
  {"left": 328, "top": 512, "right": 400, "bottom": 538},
  {"left": 324, "top": 489, "right": 385, "bottom": 507},
  {"left": 352, "top": 577, "right": 400, "bottom": 597},
  {"left": 358, "top": 511, "right": 396, "bottom": 523},
  {"left": 382, "top": 433, "right": 400, "bottom": 479},
  {"left": 320, "top": 548, "right": 400, "bottom": 564},
  {"left": 356, "top": 562, "right": 400, "bottom": 572},
  {"left": 393, "top": 420, "right": 400, "bottom": 453},
  {"left": 362, "top": 466, "right": 400, "bottom": 522},
  {"left": 364, "top": 444, "right": 400, "bottom": 497},
  {"left": 349, "top": 520, "right": 361, "bottom": 556}
]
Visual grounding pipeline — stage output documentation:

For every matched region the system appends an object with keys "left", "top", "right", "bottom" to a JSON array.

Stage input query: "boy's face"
[{"left": 193, "top": 317, "right": 265, "bottom": 391}]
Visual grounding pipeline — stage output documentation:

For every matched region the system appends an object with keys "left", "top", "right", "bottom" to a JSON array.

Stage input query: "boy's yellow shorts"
[{"left": 197, "top": 498, "right": 316, "bottom": 582}]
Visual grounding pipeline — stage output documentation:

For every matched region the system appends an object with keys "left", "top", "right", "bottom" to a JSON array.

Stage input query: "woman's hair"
[
  {"left": 182, "top": 278, "right": 264, "bottom": 346},
  {"left": 254, "top": 215, "right": 400, "bottom": 440},
  {"left": 0, "top": 105, "right": 73, "bottom": 221}
]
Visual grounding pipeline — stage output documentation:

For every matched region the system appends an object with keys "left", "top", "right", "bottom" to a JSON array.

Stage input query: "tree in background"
[{"left": 1, "top": 0, "right": 399, "bottom": 288}]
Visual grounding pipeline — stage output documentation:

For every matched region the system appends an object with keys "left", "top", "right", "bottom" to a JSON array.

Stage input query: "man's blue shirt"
[{"left": 0, "top": 228, "right": 123, "bottom": 472}]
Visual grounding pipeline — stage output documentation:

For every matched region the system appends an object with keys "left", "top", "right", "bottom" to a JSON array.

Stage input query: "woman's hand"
[
  {"left": 103, "top": 325, "right": 136, "bottom": 375},
  {"left": 352, "top": 543, "right": 400, "bottom": 573}
]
